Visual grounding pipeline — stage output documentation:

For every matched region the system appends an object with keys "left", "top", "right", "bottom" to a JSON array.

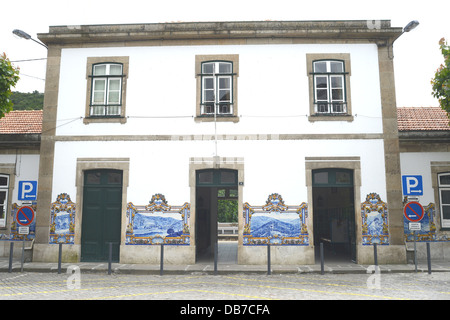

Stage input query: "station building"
[{"left": 1, "top": 20, "right": 449, "bottom": 265}]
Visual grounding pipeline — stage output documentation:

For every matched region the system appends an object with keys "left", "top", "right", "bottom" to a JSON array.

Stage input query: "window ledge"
[
  {"left": 195, "top": 115, "right": 239, "bottom": 123},
  {"left": 84, "top": 117, "right": 127, "bottom": 124},
  {"left": 308, "top": 114, "right": 354, "bottom": 122}
]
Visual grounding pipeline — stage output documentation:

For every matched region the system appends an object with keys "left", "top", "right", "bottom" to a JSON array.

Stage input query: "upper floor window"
[
  {"left": 201, "top": 61, "right": 234, "bottom": 116},
  {"left": 306, "top": 54, "right": 352, "bottom": 122},
  {"left": 0, "top": 174, "right": 9, "bottom": 228},
  {"left": 438, "top": 173, "right": 450, "bottom": 228},
  {"left": 312, "top": 60, "right": 347, "bottom": 114},
  {"left": 84, "top": 57, "right": 129, "bottom": 124},
  {"left": 90, "top": 63, "right": 123, "bottom": 117},
  {"left": 195, "top": 55, "right": 239, "bottom": 122}
]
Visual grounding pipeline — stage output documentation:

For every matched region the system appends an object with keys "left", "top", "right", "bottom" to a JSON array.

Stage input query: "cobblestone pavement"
[{"left": 1, "top": 271, "right": 449, "bottom": 304}]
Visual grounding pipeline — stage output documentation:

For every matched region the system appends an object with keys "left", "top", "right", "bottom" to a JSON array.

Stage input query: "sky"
[{"left": 2, "top": 0, "right": 449, "bottom": 108}]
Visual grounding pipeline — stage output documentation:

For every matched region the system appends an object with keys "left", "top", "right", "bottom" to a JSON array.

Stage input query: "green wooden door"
[{"left": 81, "top": 170, "right": 122, "bottom": 262}]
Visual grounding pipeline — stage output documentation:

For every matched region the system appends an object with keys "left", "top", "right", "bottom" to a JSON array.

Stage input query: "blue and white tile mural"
[
  {"left": 126, "top": 194, "right": 190, "bottom": 245},
  {"left": 243, "top": 194, "right": 309, "bottom": 245},
  {"left": 403, "top": 201, "right": 449, "bottom": 242},
  {"left": 49, "top": 193, "right": 75, "bottom": 244},
  {"left": 0, "top": 202, "right": 37, "bottom": 241},
  {"left": 361, "top": 193, "right": 389, "bottom": 245}
]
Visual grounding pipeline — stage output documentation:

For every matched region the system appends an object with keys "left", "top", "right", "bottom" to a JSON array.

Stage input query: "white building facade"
[{"left": 33, "top": 21, "right": 407, "bottom": 265}]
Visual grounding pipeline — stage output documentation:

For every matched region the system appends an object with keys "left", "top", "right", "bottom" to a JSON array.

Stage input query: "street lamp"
[
  {"left": 403, "top": 20, "right": 420, "bottom": 33},
  {"left": 12, "top": 29, "right": 48, "bottom": 49}
]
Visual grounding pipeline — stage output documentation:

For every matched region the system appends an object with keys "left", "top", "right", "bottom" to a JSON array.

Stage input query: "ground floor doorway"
[
  {"left": 312, "top": 169, "right": 356, "bottom": 263},
  {"left": 81, "top": 169, "right": 122, "bottom": 262},
  {"left": 195, "top": 169, "right": 238, "bottom": 263}
]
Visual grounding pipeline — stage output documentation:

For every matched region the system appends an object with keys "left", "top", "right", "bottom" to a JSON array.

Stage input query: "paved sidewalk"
[
  {"left": 1, "top": 258, "right": 449, "bottom": 275},
  {"left": 2, "top": 241, "right": 449, "bottom": 275}
]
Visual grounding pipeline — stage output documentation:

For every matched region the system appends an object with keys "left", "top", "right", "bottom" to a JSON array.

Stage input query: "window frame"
[
  {"left": 84, "top": 57, "right": 129, "bottom": 124},
  {"left": 0, "top": 174, "right": 9, "bottom": 228},
  {"left": 195, "top": 55, "right": 239, "bottom": 123},
  {"left": 438, "top": 172, "right": 450, "bottom": 228},
  {"left": 306, "top": 54, "right": 353, "bottom": 122}
]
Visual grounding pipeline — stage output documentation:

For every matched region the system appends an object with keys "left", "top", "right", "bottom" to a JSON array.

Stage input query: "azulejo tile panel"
[
  {"left": 0, "top": 202, "right": 37, "bottom": 241},
  {"left": 361, "top": 193, "right": 389, "bottom": 245},
  {"left": 126, "top": 194, "right": 190, "bottom": 245},
  {"left": 402, "top": 200, "right": 449, "bottom": 242},
  {"left": 49, "top": 193, "right": 75, "bottom": 244},
  {"left": 243, "top": 193, "right": 309, "bottom": 246}
]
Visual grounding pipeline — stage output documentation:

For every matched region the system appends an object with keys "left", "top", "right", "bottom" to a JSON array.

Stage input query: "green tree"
[
  {"left": 0, "top": 53, "right": 20, "bottom": 118},
  {"left": 431, "top": 38, "right": 450, "bottom": 117}
]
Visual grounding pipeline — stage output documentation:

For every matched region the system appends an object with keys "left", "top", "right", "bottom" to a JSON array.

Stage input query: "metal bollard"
[
  {"left": 373, "top": 243, "right": 378, "bottom": 266},
  {"left": 214, "top": 242, "right": 218, "bottom": 276},
  {"left": 427, "top": 242, "right": 432, "bottom": 274},
  {"left": 21, "top": 238, "right": 25, "bottom": 273},
  {"left": 160, "top": 243, "right": 164, "bottom": 276},
  {"left": 320, "top": 243, "right": 324, "bottom": 275},
  {"left": 8, "top": 242, "right": 14, "bottom": 273},
  {"left": 108, "top": 242, "right": 112, "bottom": 275},
  {"left": 267, "top": 243, "right": 271, "bottom": 275},
  {"left": 58, "top": 243, "right": 62, "bottom": 274}
]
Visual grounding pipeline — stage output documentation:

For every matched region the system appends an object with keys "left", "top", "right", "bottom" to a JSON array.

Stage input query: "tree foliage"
[
  {"left": 431, "top": 38, "right": 450, "bottom": 117},
  {"left": 0, "top": 53, "right": 20, "bottom": 118},
  {"left": 10, "top": 91, "right": 44, "bottom": 110}
]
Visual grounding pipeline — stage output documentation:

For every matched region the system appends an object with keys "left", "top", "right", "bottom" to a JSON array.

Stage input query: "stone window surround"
[
  {"left": 195, "top": 54, "right": 239, "bottom": 123},
  {"left": 431, "top": 161, "right": 450, "bottom": 230},
  {"left": 0, "top": 165, "right": 16, "bottom": 230},
  {"left": 84, "top": 56, "right": 130, "bottom": 124},
  {"left": 306, "top": 53, "right": 353, "bottom": 122}
]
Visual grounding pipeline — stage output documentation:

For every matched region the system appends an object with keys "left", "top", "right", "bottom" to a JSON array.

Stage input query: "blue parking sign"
[
  {"left": 402, "top": 175, "right": 423, "bottom": 196},
  {"left": 18, "top": 181, "right": 38, "bottom": 200}
]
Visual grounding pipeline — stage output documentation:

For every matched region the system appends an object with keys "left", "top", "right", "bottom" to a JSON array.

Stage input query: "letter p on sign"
[{"left": 402, "top": 175, "right": 423, "bottom": 196}]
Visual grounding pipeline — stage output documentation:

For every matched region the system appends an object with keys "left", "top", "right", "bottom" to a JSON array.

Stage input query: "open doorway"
[
  {"left": 312, "top": 169, "right": 356, "bottom": 263},
  {"left": 195, "top": 169, "right": 238, "bottom": 263}
]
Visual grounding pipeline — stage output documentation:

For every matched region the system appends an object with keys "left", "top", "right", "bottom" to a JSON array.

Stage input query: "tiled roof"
[
  {"left": 0, "top": 110, "right": 43, "bottom": 134},
  {"left": 397, "top": 107, "right": 450, "bottom": 131}
]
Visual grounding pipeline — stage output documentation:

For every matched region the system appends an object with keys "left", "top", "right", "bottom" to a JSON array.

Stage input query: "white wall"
[
  {"left": 400, "top": 152, "right": 450, "bottom": 204},
  {"left": 55, "top": 43, "right": 383, "bottom": 137},
  {"left": 52, "top": 138, "right": 386, "bottom": 206},
  {"left": 0, "top": 154, "right": 40, "bottom": 203}
]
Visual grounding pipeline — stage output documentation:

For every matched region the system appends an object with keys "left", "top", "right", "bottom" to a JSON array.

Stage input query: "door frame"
[
  {"left": 305, "top": 157, "right": 361, "bottom": 263},
  {"left": 75, "top": 158, "right": 130, "bottom": 261},
  {"left": 189, "top": 157, "right": 244, "bottom": 261}
]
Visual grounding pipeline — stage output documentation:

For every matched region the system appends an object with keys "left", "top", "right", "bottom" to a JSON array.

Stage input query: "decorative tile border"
[
  {"left": 243, "top": 193, "right": 309, "bottom": 246},
  {"left": 361, "top": 193, "right": 389, "bottom": 245},
  {"left": 126, "top": 194, "right": 190, "bottom": 245}
]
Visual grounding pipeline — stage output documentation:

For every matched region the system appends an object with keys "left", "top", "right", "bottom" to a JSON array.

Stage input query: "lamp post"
[{"left": 12, "top": 29, "right": 48, "bottom": 49}]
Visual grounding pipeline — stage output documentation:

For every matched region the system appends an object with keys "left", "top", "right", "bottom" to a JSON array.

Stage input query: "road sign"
[
  {"left": 18, "top": 227, "right": 29, "bottom": 235},
  {"left": 409, "top": 222, "right": 421, "bottom": 231},
  {"left": 402, "top": 176, "right": 423, "bottom": 196},
  {"left": 18, "top": 181, "right": 38, "bottom": 201},
  {"left": 404, "top": 201, "right": 424, "bottom": 222},
  {"left": 16, "top": 206, "right": 35, "bottom": 226}
]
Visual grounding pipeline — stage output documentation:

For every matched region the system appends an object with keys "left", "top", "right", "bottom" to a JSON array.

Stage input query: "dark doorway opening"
[
  {"left": 195, "top": 169, "right": 238, "bottom": 263},
  {"left": 81, "top": 169, "right": 122, "bottom": 262},
  {"left": 312, "top": 169, "right": 356, "bottom": 263}
]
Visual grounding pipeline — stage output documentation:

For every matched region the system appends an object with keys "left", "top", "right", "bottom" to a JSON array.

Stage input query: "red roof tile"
[
  {"left": 397, "top": 107, "right": 450, "bottom": 131},
  {"left": 0, "top": 110, "right": 43, "bottom": 134}
]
